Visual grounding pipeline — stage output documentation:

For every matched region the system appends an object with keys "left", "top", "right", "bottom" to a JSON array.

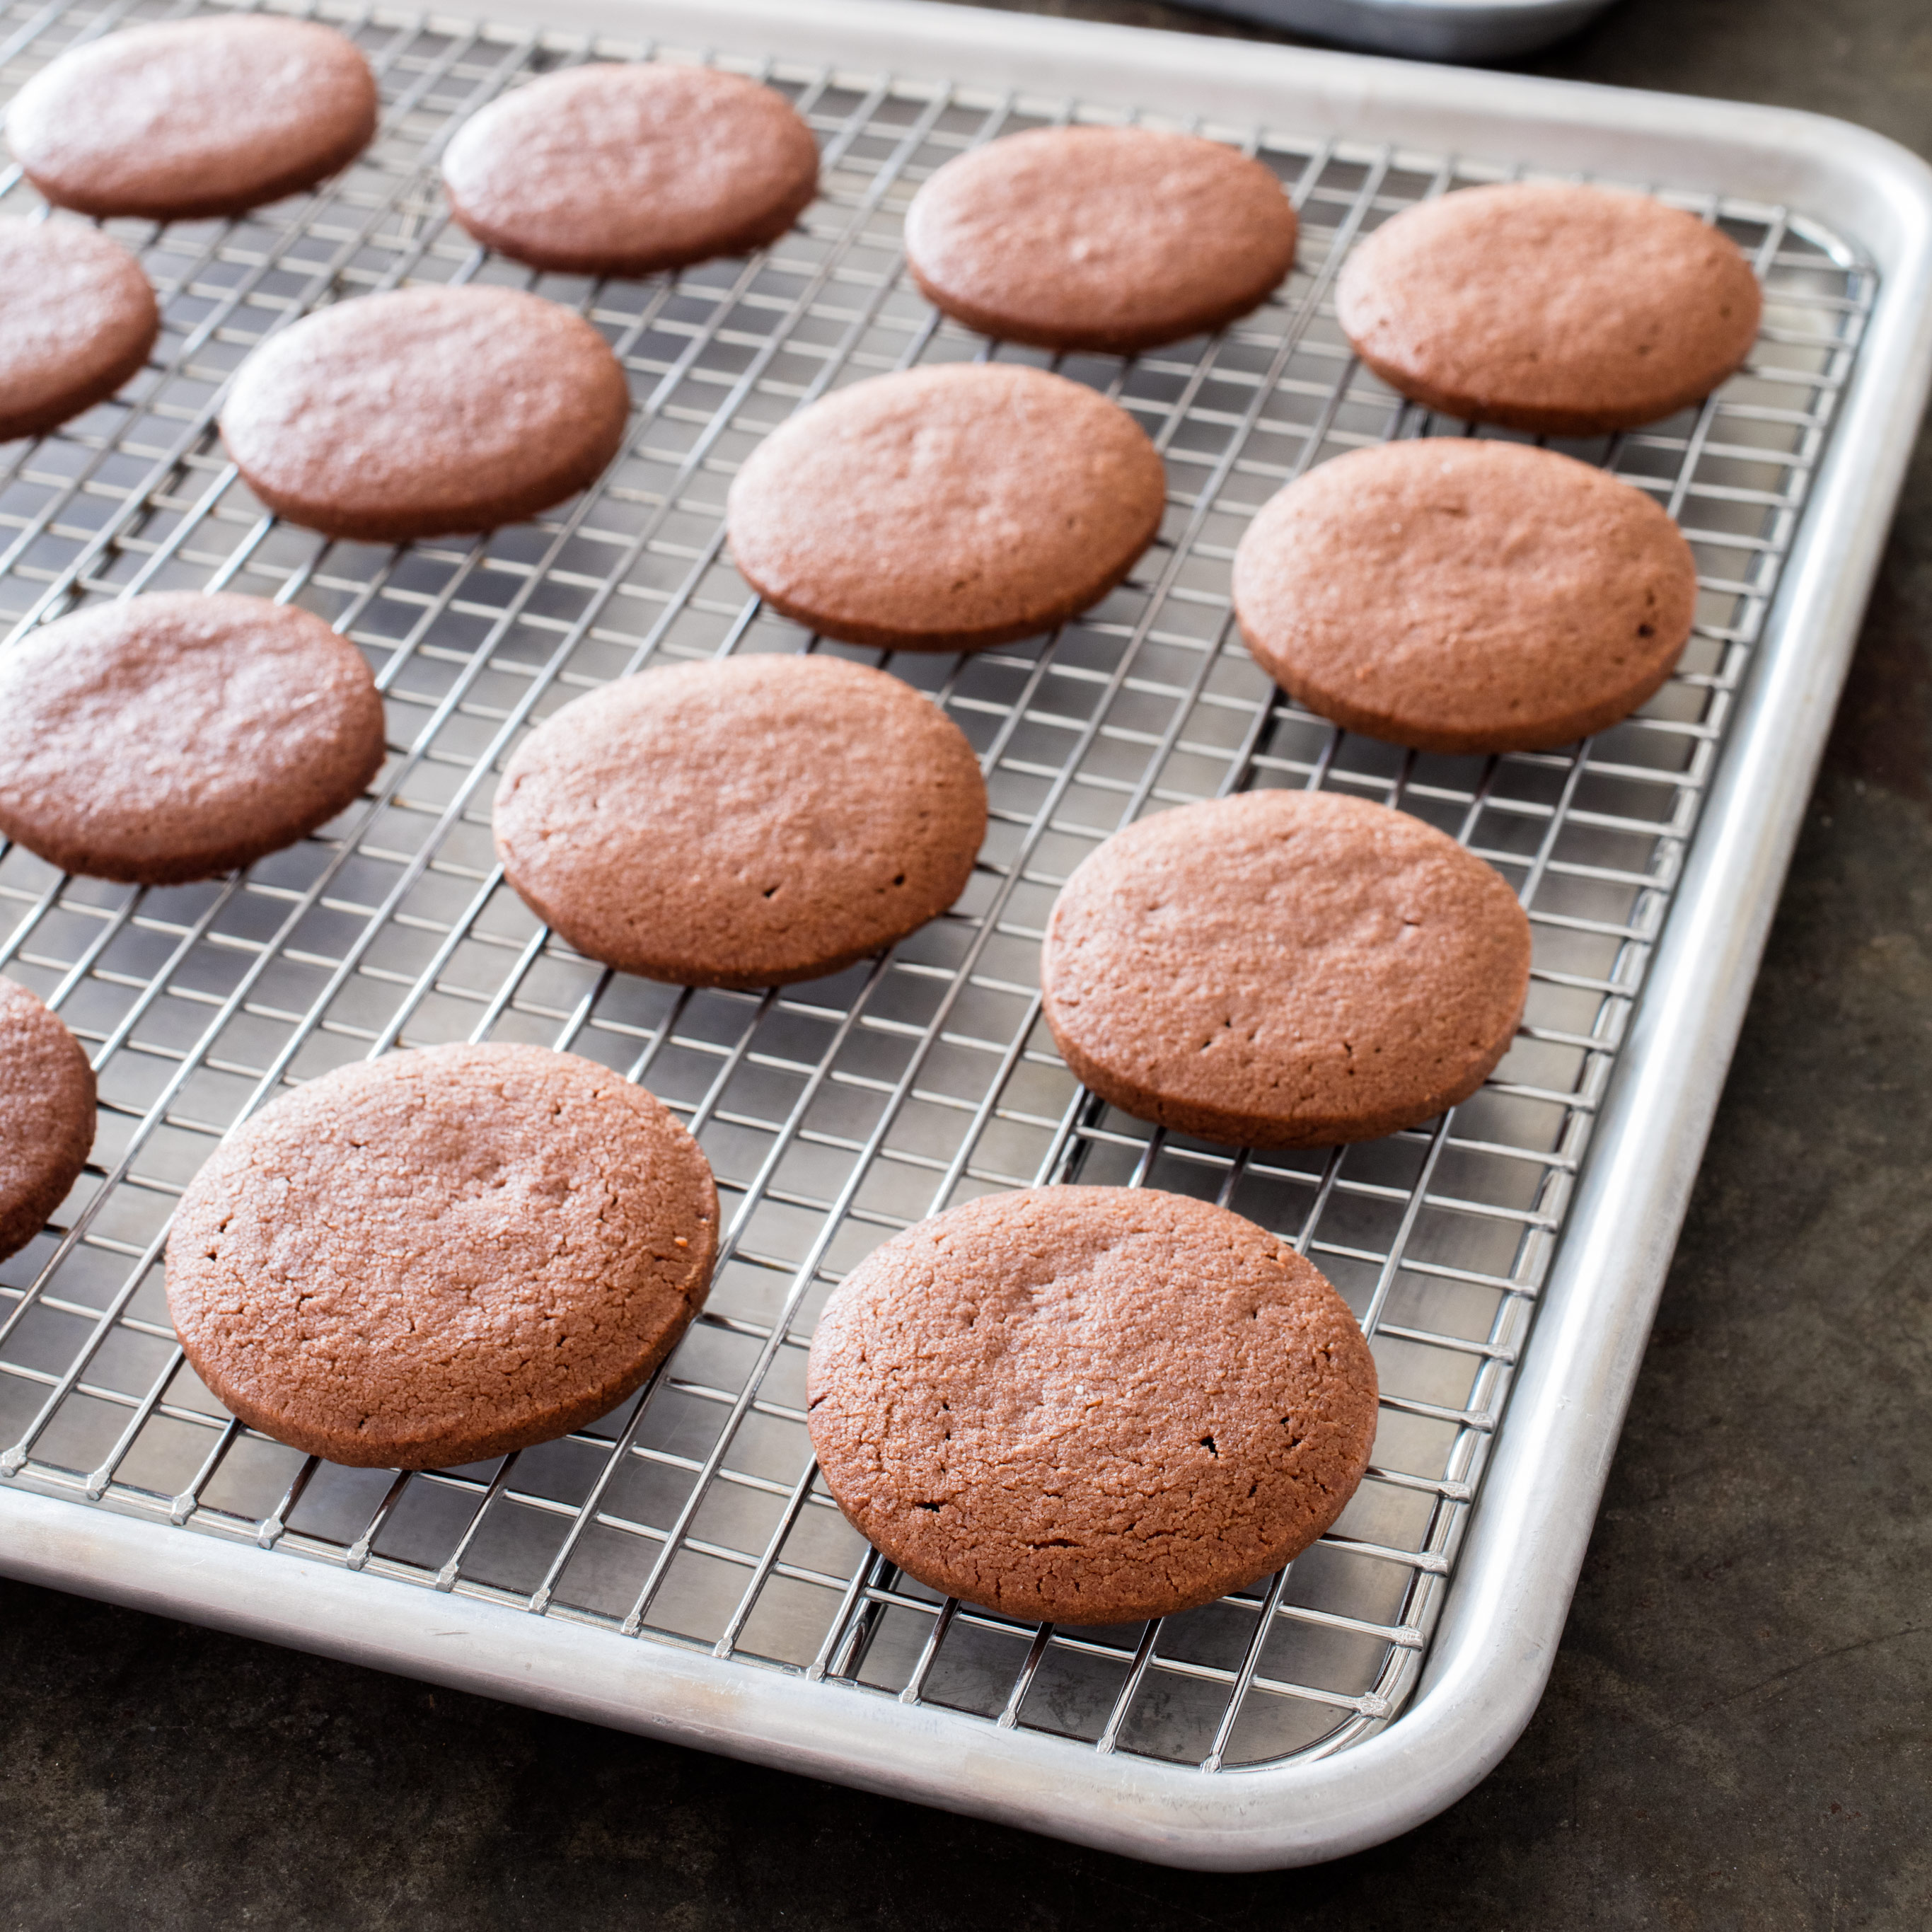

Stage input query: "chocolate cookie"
[
  {"left": 1041, "top": 791, "right": 1532, "bottom": 1147},
  {"left": 904, "top": 125, "right": 1297, "bottom": 354},
  {"left": 8, "top": 16, "right": 378, "bottom": 222},
  {"left": 1336, "top": 183, "right": 1763, "bottom": 435},
  {"left": 0, "top": 979, "right": 95, "bottom": 1263},
  {"left": 219, "top": 287, "right": 629, "bottom": 542},
  {"left": 808, "top": 1186, "right": 1379, "bottom": 1626},
  {"left": 727, "top": 363, "right": 1166, "bottom": 652},
  {"left": 166, "top": 1043, "right": 717, "bottom": 1470},
  {"left": 442, "top": 62, "right": 818, "bottom": 277},
  {"left": 0, "top": 592, "right": 386, "bottom": 885},
  {"left": 1232, "top": 439, "right": 1701, "bottom": 753},
  {"left": 0, "top": 221, "right": 158, "bottom": 442},
  {"left": 494, "top": 654, "right": 987, "bottom": 988}
]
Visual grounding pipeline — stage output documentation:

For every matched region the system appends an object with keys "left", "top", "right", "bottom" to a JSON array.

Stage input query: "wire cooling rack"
[{"left": 0, "top": 0, "right": 1875, "bottom": 1782}]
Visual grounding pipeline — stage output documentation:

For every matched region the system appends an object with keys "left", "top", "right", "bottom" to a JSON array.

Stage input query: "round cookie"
[
  {"left": 8, "top": 16, "right": 378, "bottom": 222},
  {"left": 808, "top": 1186, "right": 1379, "bottom": 1626},
  {"left": 1336, "top": 183, "right": 1763, "bottom": 435},
  {"left": 1041, "top": 791, "right": 1532, "bottom": 1147},
  {"left": 166, "top": 1043, "right": 718, "bottom": 1470},
  {"left": 1232, "top": 439, "right": 1700, "bottom": 753},
  {"left": 0, "top": 221, "right": 158, "bottom": 442},
  {"left": 903, "top": 125, "right": 1297, "bottom": 355},
  {"left": 726, "top": 363, "right": 1166, "bottom": 652},
  {"left": 0, "top": 979, "right": 95, "bottom": 1263},
  {"left": 442, "top": 63, "right": 818, "bottom": 277},
  {"left": 494, "top": 654, "right": 987, "bottom": 988},
  {"left": 219, "top": 287, "right": 630, "bottom": 541},
  {"left": 0, "top": 591, "right": 386, "bottom": 885}
]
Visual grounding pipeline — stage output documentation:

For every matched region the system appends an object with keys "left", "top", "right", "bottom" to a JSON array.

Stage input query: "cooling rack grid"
[{"left": 0, "top": 0, "right": 1925, "bottom": 1870}]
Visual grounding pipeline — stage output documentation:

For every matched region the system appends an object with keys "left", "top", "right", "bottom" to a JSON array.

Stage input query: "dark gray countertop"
[{"left": 4, "top": 3, "right": 1928, "bottom": 1926}]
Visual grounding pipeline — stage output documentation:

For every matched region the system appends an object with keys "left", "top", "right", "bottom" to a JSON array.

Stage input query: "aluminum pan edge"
[{"left": 3, "top": 0, "right": 1931, "bottom": 1870}]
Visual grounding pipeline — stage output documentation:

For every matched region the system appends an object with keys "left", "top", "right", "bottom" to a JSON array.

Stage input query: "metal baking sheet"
[{"left": 2, "top": 0, "right": 1930, "bottom": 1873}]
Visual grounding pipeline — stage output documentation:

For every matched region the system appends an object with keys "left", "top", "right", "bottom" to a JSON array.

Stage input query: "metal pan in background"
[{"left": 1180, "top": 0, "right": 1618, "bottom": 64}]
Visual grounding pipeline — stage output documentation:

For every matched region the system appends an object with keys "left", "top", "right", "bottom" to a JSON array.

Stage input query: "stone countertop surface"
[{"left": 4, "top": 3, "right": 1929, "bottom": 1926}]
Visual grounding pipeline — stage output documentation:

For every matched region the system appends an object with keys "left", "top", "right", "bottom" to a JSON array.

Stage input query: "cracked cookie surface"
[
  {"left": 1336, "top": 181, "right": 1762, "bottom": 436},
  {"left": 1041, "top": 791, "right": 1531, "bottom": 1147},
  {"left": 724, "top": 362, "right": 1166, "bottom": 653},
  {"left": 166, "top": 1043, "right": 717, "bottom": 1469},
  {"left": 0, "top": 591, "right": 385, "bottom": 885},
  {"left": 494, "top": 654, "right": 987, "bottom": 988},
  {"left": 8, "top": 15, "right": 376, "bottom": 221},
  {"left": 0, "top": 219, "right": 158, "bottom": 442},
  {"left": 1233, "top": 439, "right": 1699, "bottom": 753},
  {"left": 903, "top": 124, "right": 1296, "bottom": 354},
  {"left": 442, "top": 62, "right": 818, "bottom": 277},
  {"left": 219, "top": 286, "right": 629, "bottom": 542},
  {"left": 0, "top": 978, "right": 94, "bottom": 1263},
  {"left": 806, "top": 1186, "right": 1378, "bottom": 1626}
]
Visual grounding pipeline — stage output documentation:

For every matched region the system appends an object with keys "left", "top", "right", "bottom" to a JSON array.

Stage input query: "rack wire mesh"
[{"left": 0, "top": 0, "right": 1875, "bottom": 1776}]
